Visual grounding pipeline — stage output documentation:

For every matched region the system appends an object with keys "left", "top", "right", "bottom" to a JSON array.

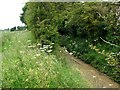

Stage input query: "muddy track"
[{"left": 59, "top": 48, "right": 120, "bottom": 88}]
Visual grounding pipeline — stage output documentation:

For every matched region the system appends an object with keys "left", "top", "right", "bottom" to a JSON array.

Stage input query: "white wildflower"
[
  {"left": 35, "top": 54, "right": 40, "bottom": 57},
  {"left": 27, "top": 40, "right": 31, "bottom": 43},
  {"left": 43, "top": 45, "right": 49, "bottom": 49},
  {"left": 28, "top": 46, "right": 33, "bottom": 48},
  {"left": 107, "top": 61, "right": 110, "bottom": 64},
  {"left": 47, "top": 50, "right": 52, "bottom": 53},
  {"left": 20, "top": 51, "right": 24, "bottom": 54},
  {"left": 25, "top": 79, "right": 29, "bottom": 82},
  {"left": 49, "top": 46, "right": 53, "bottom": 49},
  {"left": 32, "top": 45, "right": 36, "bottom": 48},
  {"left": 36, "top": 62, "right": 39, "bottom": 64},
  {"left": 110, "top": 52, "right": 115, "bottom": 55},
  {"left": 103, "top": 87, "right": 106, "bottom": 88},
  {"left": 73, "top": 51, "right": 76, "bottom": 54},
  {"left": 40, "top": 47, "right": 43, "bottom": 50},
  {"left": 65, "top": 49, "right": 68, "bottom": 52},
  {"left": 101, "top": 50, "right": 105, "bottom": 54},
  {"left": 69, "top": 52, "right": 73, "bottom": 55},
  {"left": 89, "top": 45, "right": 92, "bottom": 48},
  {"left": 117, "top": 52, "right": 120, "bottom": 55},
  {"left": 108, "top": 55, "right": 112, "bottom": 58},
  {"left": 95, "top": 49, "right": 99, "bottom": 52},
  {"left": 93, "top": 46, "right": 96, "bottom": 49},
  {"left": 109, "top": 84, "right": 113, "bottom": 86},
  {"left": 93, "top": 75, "right": 96, "bottom": 78},
  {"left": 41, "top": 50, "right": 45, "bottom": 52},
  {"left": 37, "top": 43, "right": 41, "bottom": 46},
  {"left": 31, "top": 56, "right": 36, "bottom": 59},
  {"left": 98, "top": 52, "right": 101, "bottom": 54},
  {"left": 51, "top": 43, "right": 54, "bottom": 45}
]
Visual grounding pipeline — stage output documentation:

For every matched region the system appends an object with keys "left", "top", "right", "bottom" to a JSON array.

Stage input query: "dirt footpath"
[{"left": 59, "top": 48, "right": 120, "bottom": 88}]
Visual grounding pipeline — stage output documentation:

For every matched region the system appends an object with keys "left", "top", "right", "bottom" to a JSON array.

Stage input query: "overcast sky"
[
  {"left": 0, "top": 0, "right": 119, "bottom": 30},
  {"left": 0, "top": 0, "right": 28, "bottom": 30}
]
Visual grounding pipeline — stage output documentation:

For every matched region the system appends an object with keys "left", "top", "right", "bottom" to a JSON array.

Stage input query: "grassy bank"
[{"left": 1, "top": 31, "right": 90, "bottom": 88}]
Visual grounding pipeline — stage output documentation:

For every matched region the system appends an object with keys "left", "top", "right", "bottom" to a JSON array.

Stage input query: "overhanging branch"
[{"left": 100, "top": 37, "right": 120, "bottom": 48}]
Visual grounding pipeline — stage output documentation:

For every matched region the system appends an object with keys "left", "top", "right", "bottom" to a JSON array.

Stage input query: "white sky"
[
  {"left": 0, "top": 0, "right": 119, "bottom": 30},
  {"left": 0, "top": 0, "right": 28, "bottom": 30}
]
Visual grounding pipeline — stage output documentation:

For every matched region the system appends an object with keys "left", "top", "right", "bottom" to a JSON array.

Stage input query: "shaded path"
[{"left": 58, "top": 48, "right": 120, "bottom": 88}]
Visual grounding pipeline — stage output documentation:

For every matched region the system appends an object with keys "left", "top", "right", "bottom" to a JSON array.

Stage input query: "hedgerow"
[{"left": 21, "top": 2, "right": 120, "bottom": 83}]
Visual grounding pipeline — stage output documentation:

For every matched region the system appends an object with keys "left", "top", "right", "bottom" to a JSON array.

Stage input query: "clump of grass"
[{"left": 1, "top": 31, "right": 90, "bottom": 88}]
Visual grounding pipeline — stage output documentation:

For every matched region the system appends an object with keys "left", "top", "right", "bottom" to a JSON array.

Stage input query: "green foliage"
[
  {"left": 20, "top": 2, "right": 120, "bottom": 83},
  {"left": 10, "top": 26, "right": 16, "bottom": 31},
  {"left": 17, "top": 26, "right": 26, "bottom": 31},
  {"left": 62, "top": 36, "right": 120, "bottom": 83},
  {"left": 21, "top": 2, "right": 61, "bottom": 45},
  {"left": 1, "top": 31, "right": 90, "bottom": 88},
  {"left": 21, "top": 2, "right": 120, "bottom": 44},
  {"left": 59, "top": 3, "right": 120, "bottom": 83},
  {"left": 21, "top": 2, "right": 120, "bottom": 45},
  {"left": 65, "top": 3, "right": 119, "bottom": 41}
]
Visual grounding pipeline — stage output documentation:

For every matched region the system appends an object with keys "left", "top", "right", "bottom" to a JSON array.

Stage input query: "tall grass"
[
  {"left": 1, "top": 31, "right": 90, "bottom": 88},
  {"left": 0, "top": 31, "right": 2, "bottom": 88}
]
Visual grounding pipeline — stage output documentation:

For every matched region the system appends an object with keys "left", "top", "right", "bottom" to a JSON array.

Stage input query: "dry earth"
[{"left": 58, "top": 48, "right": 120, "bottom": 89}]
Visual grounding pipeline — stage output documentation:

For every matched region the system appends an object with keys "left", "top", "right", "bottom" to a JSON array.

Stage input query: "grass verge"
[{"left": 1, "top": 31, "right": 90, "bottom": 88}]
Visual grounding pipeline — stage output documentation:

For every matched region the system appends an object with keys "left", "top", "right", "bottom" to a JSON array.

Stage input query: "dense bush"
[
  {"left": 62, "top": 36, "right": 120, "bottom": 83},
  {"left": 20, "top": 2, "right": 57, "bottom": 45},
  {"left": 21, "top": 2, "right": 120, "bottom": 45},
  {"left": 59, "top": 3, "right": 120, "bottom": 83},
  {"left": 10, "top": 27, "right": 17, "bottom": 31},
  {"left": 65, "top": 3, "right": 119, "bottom": 42},
  {"left": 21, "top": 2, "right": 120, "bottom": 83}
]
